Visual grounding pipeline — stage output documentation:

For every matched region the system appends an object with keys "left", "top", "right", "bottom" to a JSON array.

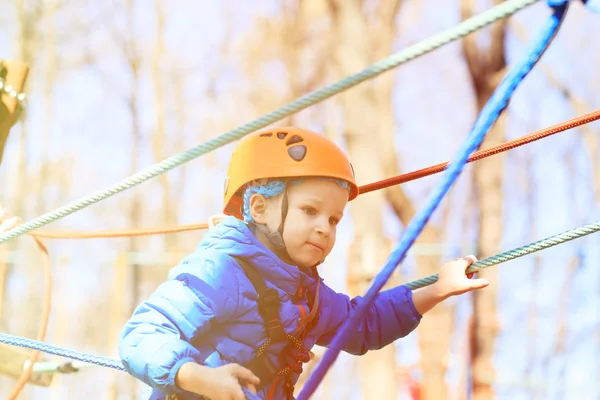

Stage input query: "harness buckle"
[
  {"left": 258, "top": 288, "right": 280, "bottom": 309},
  {"left": 257, "top": 288, "right": 286, "bottom": 341}
]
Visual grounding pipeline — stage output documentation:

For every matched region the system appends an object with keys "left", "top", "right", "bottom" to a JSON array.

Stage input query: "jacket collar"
[{"left": 197, "top": 216, "right": 318, "bottom": 296}]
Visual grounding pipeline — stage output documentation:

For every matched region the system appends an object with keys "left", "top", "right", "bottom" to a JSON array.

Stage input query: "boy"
[{"left": 119, "top": 127, "right": 488, "bottom": 400}]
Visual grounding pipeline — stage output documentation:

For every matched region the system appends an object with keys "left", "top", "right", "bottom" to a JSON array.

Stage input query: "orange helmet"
[{"left": 223, "top": 127, "right": 358, "bottom": 219}]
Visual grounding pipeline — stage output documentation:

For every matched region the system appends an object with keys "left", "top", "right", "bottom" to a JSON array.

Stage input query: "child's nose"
[{"left": 316, "top": 218, "right": 331, "bottom": 236}]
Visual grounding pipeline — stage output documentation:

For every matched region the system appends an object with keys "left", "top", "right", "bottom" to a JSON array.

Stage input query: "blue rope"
[
  {"left": 552, "top": 0, "right": 600, "bottom": 11},
  {"left": 297, "top": 4, "right": 568, "bottom": 399},
  {"left": 583, "top": 0, "right": 600, "bottom": 13}
]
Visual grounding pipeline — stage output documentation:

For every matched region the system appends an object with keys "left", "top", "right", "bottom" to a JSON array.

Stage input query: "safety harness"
[{"left": 233, "top": 256, "right": 317, "bottom": 400}]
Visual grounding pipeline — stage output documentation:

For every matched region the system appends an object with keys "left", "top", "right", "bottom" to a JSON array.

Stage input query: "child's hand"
[
  {"left": 0, "top": 205, "right": 20, "bottom": 233},
  {"left": 437, "top": 255, "right": 489, "bottom": 297},
  {"left": 412, "top": 255, "right": 489, "bottom": 316},
  {"left": 176, "top": 362, "right": 260, "bottom": 400}
]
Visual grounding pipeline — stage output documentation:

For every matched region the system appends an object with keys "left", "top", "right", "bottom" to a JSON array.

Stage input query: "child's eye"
[
  {"left": 329, "top": 217, "right": 339, "bottom": 226},
  {"left": 304, "top": 207, "right": 317, "bottom": 215}
]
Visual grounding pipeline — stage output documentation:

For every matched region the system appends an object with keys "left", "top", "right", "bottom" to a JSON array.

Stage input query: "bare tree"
[
  {"left": 370, "top": 2, "right": 453, "bottom": 396},
  {"left": 461, "top": 0, "right": 506, "bottom": 398},
  {"left": 10, "top": 0, "right": 42, "bottom": 218},
  {"left": 166, "top": 66, "right": 189, "bottom": 253},
  {"left": 0, "top": 2, "right": 44, "bottom": 398},
  {"left": 102, "top": 0, "right": 144, "bottom": 397},
  {"left": 151, "top": 0, "right": 172, "bottom": 252},
  {"left": 327, "top": 1, "right": 410, "bottom": 398},
  {"left": 34, "top": 0, "right": 57, "bottom": 216},
  {"left": 511, "top": 19, "right": 600, "bottom": 207},
  {"left": 329, "top": 1, "right": 456, "bottom": 399}
]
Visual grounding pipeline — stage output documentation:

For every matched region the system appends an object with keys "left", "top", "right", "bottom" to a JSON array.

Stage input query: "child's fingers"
[
  {"left": 458, "top": 255, "right": 478, "bottom": 278},
  {"left": 460, "top": 254, "right": 477, "bottom": 264},
  {"left": 469, "top": 278, "right": 489, "bottom": 290},
  {"left": 244, "top": 383, "right": 258, "bottom": 394},
  {"left": 232, "top": 364, "right": 260, "bottom": 386}
]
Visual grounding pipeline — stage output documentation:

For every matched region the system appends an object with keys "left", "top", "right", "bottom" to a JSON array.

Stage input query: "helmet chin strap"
[
  {"left": 249, "top": 189, "right": 289, "bottom": 255},
  {"left": 270, "top": 188, "right": 288, "bottom": 249}
]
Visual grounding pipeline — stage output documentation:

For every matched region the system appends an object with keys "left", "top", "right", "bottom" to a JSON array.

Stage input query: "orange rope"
[
  {"left": 0, "top": 213, "right": 52, "bottom": 400},
  {"left": 358, "top": 108, "right": 600, "bottom": 194},
  {"left": 23, "top": 108, "right": 600, "bottom": 240},
  {"left": 31, "top": 223, "right": 209, "bottom": 239}
]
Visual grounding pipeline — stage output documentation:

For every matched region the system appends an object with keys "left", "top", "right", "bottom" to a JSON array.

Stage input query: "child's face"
[{"left": 263, "top": 179, "right": 349, "bottom": 268}]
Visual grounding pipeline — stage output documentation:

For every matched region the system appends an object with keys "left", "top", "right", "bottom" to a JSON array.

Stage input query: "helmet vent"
[
  {"left": 277, "top": 132, "right": 288, "bottom": 139},
  {"left": 288, "top": 145, "right": 307, "bottom": 161},
  {"left": 286, "top": 135, "right": 304, "bottom": 145},
  {"left": 260, "top": 133, "right": 273, "bottom": 137}
]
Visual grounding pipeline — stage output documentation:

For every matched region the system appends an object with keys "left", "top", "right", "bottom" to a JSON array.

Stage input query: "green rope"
[
  {"left": 405, "top": 220, "right": 600, "bottom": 290},
  {"left": 0, "top": 0, "right": 539, "bottom": 245},
  {"left": 2, "top": 217, "right": 599, "bottom": 376}
]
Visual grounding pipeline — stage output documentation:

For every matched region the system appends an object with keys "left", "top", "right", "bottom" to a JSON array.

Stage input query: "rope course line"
[
  {"left": 19, "top": 108, "right": 600, "bottom": 240},
  {"left": 358, "top": 109, "right": 600, "bottom": 194},
  {"left": 2, "top": 216, "right": 599, "bottom": 370},
  {"left": 0, "top": 0, "right": 540, "bottom": 246},
  {"left": 0, "top": 333, "right": 125, "bottom": 371},
  {"left": 0, "top": 213, "right": 53, "bottom": 400}
]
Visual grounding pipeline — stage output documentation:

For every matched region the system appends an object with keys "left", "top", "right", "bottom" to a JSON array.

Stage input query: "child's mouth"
[{"left": 307, "top": 242, "right": 324, "bottom": 252}]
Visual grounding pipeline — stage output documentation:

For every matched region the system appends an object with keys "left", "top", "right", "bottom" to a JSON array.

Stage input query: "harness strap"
[
  {"left": 232, "top": 256, "right": 313, "bottom": 400},
  {"left": 234, "top": 257, "right": 286, "bottom": 342},
  {"left": 232, "top": 256, "right": 289, "bottom": 395}
]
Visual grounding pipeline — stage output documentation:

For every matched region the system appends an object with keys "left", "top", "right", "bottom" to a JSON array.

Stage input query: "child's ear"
[{"left": 249, "top": 194, "right": 268, "bottom": 224}]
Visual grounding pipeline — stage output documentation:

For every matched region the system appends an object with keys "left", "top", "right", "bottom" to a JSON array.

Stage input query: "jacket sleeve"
[
  {"left": 315, "top": 282, "right": 422, "bottom": 355},
  {"left": 118, "top": 253, "right": 239, "bottom": 395}
]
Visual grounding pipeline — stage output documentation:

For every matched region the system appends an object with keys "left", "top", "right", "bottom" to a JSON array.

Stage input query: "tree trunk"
[
  {"left": 113, "top": 1, "right": 144, "bottom": 397},
  {"left": 329, "top": 1, "right": 398, "bottom": 398},
  {"left": 168, "top": 69, "right": 188, "bottom": 255},
  {"left": 461, "top": 1, "right": 506, "bottom": 398},
  {"left": 9, "top": 5, "right": 42, "bottom": 399},
  {"left": 127, "top": 53, "right": 143, "bottom": 400},
  {"left": 36, "top": 0, "right": 56, "bottom": 216},
  {"left": 372, "top": 2, "right": 451, "bottom": 398},
  {"left": 151, "top": 0, "right": 175, "bottom": 253}
]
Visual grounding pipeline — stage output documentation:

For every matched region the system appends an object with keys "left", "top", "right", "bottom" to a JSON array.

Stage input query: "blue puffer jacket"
[{"left": 119, "top": 217, "right": 422, "bottom": 400}]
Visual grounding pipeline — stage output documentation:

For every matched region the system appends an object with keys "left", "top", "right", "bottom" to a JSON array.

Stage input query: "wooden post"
[
  {"left": 0, "top": 343, "right": 53, "bottom": 387},
  {"left": 0, "top": 59, "right": 29, "bottom": 166}
]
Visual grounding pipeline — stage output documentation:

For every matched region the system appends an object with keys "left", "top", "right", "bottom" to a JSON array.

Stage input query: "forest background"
[{"left": 0, "top": 0, "right": 599, "bottom": 399}]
